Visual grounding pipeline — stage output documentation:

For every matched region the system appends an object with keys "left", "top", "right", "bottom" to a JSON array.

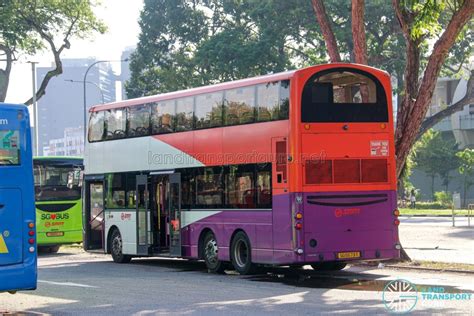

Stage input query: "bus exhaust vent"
[{"left": 305, "top": 158, "right": 388, "bottom": 185}]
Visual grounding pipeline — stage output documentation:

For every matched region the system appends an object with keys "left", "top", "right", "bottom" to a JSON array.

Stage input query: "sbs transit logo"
[
  {"left": 382, "top": 279, "right": 418, "bottom": 313},
  {"left": 0, "top": 118, "right": 8, "bottom": 125}
]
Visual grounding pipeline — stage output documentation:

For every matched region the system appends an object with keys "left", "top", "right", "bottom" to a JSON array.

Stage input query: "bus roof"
[{"left": 89, "top": 63, "right": 389, "bottom": 113}]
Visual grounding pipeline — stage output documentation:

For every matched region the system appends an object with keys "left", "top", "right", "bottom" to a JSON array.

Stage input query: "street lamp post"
[
  {"left": 65, "top": 79, "right": 105, "bottom": 104},
  {"left": 82, "top": 58, "right": 128, "bottom": 139}
]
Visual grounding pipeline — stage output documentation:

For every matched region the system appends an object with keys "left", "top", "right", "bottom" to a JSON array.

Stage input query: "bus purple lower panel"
[{"left": 181, "top": 190, "right": 400, "bottom": 265}]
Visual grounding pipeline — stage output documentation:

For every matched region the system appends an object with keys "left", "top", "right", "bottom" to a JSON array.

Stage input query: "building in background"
[
  {"left": 411, "top": 75, "right": 474, "bottom": 205},
  {"left": 43, "top": 127, "right": 84, "bottom": 157},
  {"left": 120, "top": 46, "right": 134, "bottom": 100},
  {"left": 36, "top": 58, "right": 117, "bottom": 156}
]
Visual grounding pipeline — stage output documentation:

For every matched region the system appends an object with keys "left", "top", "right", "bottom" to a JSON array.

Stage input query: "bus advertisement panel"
[{"left": 0, "top": 103, "right": 37, "bottom": 292}]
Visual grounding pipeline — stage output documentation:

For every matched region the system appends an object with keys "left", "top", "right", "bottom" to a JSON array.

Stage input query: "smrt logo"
[
  {"left": 335, "top": 208, "right": 360, "bottom": 218},
  {"left": 0, "top": 118, "right": 8, "bottom": 125},
  {"left": 41, "top": 213, "right": 69, "bottom": 220},
  {"left": 121, "top": 213, "right": 131, "bottom": 220}
]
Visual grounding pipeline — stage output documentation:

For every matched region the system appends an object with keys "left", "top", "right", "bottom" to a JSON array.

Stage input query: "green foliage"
[
  {"left": 413, "top": 129, "right": 460, "bottom": 196},
  {"left": 456, "top": 148, "right": 474, "bottom": 176},
  {"left": 127, "top": 0, "right": 406, "bottom": 97},
  {"left": 0, "top": 0, "right": 106, "bottom": 55},
  {"left": 433, "top": 191, "right": 452, "bottom": 207}
]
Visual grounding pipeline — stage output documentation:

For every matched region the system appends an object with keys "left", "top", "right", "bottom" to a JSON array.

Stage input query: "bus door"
[
  {"left": 168, "top": 173, "right": 181, "bottom": 257},
  {"left": 84, "top": 180, "right": 104, "bottom": 250},
  {"left": 136, "top": 175, "right": 151, "bottom": 255},
  {"left": 150, "top": 172, "right": 181, "bottom": 256}
]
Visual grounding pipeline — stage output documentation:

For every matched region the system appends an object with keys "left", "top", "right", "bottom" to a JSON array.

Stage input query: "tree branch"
[
  {"left": 394, "top": 0, "right": 474, "bottom": 177},
  {"left": 23, "top": 14, "right": 79, "bottom": 105},
  {"left": 417, "top": 70, "right": 474, "bottom": 139},
  {"left": 311, "top": 0, "right": 341, "bottom": 62}
]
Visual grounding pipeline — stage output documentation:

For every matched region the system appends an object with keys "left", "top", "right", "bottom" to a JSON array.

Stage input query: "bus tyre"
[
  {"left": 311, "top": 262, "right": 347, "bottom": 271},
  {"left": 48, "top": 245, "right": 60, "bottom": 253},
  {"left": 231, "top": 231, "right": 255, "bottom": 275},
  {"left": 110, "top": 229, "right": 131, "bottom": 264},
  {"left": 202, "top": 232, "right": 225, "bottom": 274}
]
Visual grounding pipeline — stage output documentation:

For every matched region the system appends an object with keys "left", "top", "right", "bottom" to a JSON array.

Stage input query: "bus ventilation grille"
[{"left": 305, "top": 158, "right": 388, "bottom": 185}]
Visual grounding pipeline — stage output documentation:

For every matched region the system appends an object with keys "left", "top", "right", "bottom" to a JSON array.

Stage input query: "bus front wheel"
[
  {"left": 231, "top": 231, "right": 256, "bottom": 275},
  {"left": 110, "top": 229, "right": 131, "bottom": 264},
  {"left": 311, "top": 262, "right": 347, "bottom": 271}
]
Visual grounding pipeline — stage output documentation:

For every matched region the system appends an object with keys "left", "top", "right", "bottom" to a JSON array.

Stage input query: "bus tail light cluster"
[
  {"left": 305, "top": 158, "right": 388, "bottom": 185},
  {"left": 27, "top": 222, "right": 35, "bottom": 252},
  {"left": 393, "top": 209, "right": 400, "bottom": 226}
]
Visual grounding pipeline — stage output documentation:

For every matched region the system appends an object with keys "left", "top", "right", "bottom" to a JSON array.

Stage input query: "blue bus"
[{"left": 0, "top": 103, "right": 37, "bottom": 293}]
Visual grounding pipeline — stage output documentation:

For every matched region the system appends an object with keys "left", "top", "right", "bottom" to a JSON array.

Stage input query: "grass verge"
[{"left": 399, "top": 208, "right": 471, "bottom": 216}]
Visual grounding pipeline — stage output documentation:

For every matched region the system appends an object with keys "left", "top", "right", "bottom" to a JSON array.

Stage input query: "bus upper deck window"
[{"left": 302, "top": 68, "right": 388, "bottom": 123}]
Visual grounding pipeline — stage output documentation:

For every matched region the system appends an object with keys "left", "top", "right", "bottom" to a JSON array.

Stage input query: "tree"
[
  {"left": 456, "top": 148, "right": 474, "bottom": 207},
  {"left": 414, "top": 129, "right": 460, "bottom": 198},
  {"left": 311, "top": 0, "right": 473, "bottom": 177},
  {"left": 127, "top": 0, "right": 407, "bottom": 97},
  {"left": 0, "top": 0, "right": 106, "bottom": 105}
]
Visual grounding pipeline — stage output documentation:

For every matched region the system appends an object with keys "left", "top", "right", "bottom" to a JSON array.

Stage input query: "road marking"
[{"left": 38, "top": 280, "right": 99, "bottom": 288}]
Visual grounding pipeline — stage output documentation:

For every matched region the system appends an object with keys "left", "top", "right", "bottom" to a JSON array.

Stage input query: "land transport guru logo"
[
  {"left": 382, "top": 278, "right": 473, "bottom": 313},
  {"left": 383, "top": 279, "right": 418, "bottom": 313}
]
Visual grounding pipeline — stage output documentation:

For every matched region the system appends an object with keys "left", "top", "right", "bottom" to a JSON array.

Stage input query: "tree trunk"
[
  {"left": 0, "top": 44, "right": 13, "bottom": 102},
  {"left": 394, "top": 0, "right": 474, "bottom": 178},
  {"left": 311, "top": 0, "right": 341, "bottom": 63},
  {"left": 351, "top": 0, "right": 369, "bottom": 101},
  {"left": 431, "top": 175, "right": 435, "bottom": 200}
]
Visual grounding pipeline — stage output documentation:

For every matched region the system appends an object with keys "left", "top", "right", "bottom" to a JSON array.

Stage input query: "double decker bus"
[
  {"left": 0, "top": 103, "right": 37, "bottom": 292},
  {"left": 34, "top": 157, "right": 83, "bottom": 252},
  {"left": 83, "top": 63, "right": 400, "bottom": 274}
]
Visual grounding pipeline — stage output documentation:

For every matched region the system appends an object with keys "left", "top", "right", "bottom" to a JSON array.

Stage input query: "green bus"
[{"left": 33, "top": 157, "right": 83, "bottom": 252}]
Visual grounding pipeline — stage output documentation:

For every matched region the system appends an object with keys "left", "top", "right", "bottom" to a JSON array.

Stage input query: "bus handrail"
[{"left": 90, "top": 209, "right": 104, "bottom": 225}]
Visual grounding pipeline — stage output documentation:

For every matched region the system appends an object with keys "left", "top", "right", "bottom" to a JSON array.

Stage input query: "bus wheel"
[
  {"left": 202, "top": 232, "right": 225, "bottom": 273},
  {"left": 110, "top": 229, "right": 131, "bottom": 264},
  {"left": 311, "top": 262, "right": 347, "bottom": 271},
  {"left": 231, "top": 231, "right": 255, "bottom": 275},
  {"left": 48, "top": 245, "right": 60, "bottom": 253}
]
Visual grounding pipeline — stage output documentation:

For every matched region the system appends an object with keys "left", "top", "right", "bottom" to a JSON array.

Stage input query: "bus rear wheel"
[
  {"left": 202, "top": 232, "right": 225, "bottom": 273},
  {"left": 311, "top": 262, "right": 347, "bottom": 271},
  {"left": 110, "top": 229, "right": 131, "bottom": 264},
  {"left": 231, "top": 231, "right": 255, "bottom": 275},
  {"left": 38, "top": 245, "right": 60, "bottom": 253}
]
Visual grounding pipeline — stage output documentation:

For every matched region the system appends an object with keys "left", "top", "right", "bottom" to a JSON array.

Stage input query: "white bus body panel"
[
  {"left": 104, "top": 210, "right": 137, "bottom": 255},
  {"left": 85, "top": 136, "right": 203, "bottom": 175}
]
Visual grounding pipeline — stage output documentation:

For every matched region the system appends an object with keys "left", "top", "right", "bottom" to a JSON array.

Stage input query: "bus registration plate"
[
  {"left": 46, "top": 232, "right": 64, "bottom": 237},
  {"left": 337, "top": 251, "right": 360, "bottom": 259}
]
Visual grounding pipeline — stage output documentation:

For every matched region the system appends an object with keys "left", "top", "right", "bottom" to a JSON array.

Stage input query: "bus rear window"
[
  {"left": 0, "top": 130, "right": 20, "bottom": 165},
  {"left": 301, "top": 69, "right": 388, "bottom": 123}
]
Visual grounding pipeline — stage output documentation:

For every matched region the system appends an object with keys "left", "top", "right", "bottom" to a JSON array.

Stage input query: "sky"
[{"left": 5, "top": 0, "right": 144, "bottom": 104}]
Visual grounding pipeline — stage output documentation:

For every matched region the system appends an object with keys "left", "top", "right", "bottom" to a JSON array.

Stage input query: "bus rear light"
[
  {"left": 295, "top": 248, "right": 304, "bottom": 255},
  {"left": 393, "top": 209, "right": 400, "bottom": 216},
  {"left": 295, "top": 222, "right": 303, "bottom": 230},
  {"left": 361, "top": 159, "right": 388, "bottom": 183},
  {"left": 28, "top": 230, "right": 35, "bottom": 236},
  {"left": 395, "top": 244, "right": 401, "bottom": 250},
  {"left": 295, "top": 212, "right": 303, "bottom": 220},
  {"left": 305, "top": 160, "right": 332, "bottom": 184},
  {"left": 334, "top": 159, "right": 360, "bottom": 183},
  {"left": 28, "top": 222, "right": 34, "bottom": 228},
  {"left": 28, "top": 238, "right": 35, "bottom": 244},
  {"left": 29, "top": 247, "right": 35, "bottom": 253},
  {"left": 394, "top": 219, "right": 400, "bottom": 226}
]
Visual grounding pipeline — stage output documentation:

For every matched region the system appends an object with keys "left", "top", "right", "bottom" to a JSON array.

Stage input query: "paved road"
[
  {"left": 1, "top": 249, "right": 473, "bottom": 315},
  {"left": 400, "top": 216, "right": 474, "bottom": 264}
]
